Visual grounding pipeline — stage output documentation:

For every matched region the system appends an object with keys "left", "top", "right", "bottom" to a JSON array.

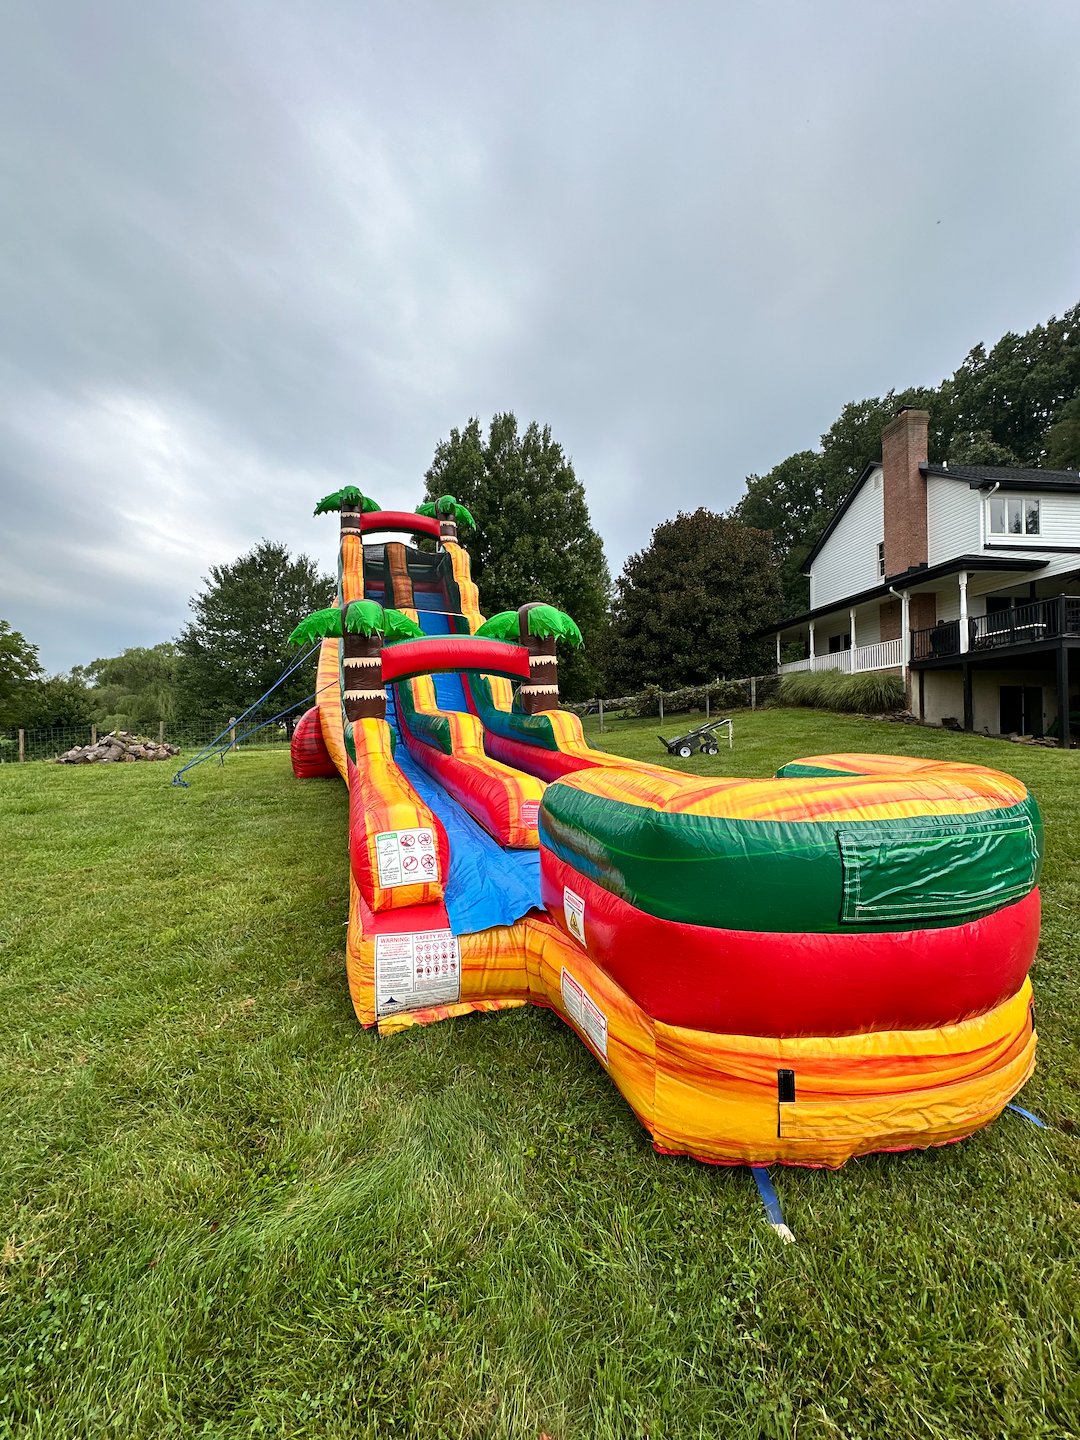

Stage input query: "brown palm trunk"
[
  {"left": 517, "top": 604, "right": 560, "bottom": 713},
  {"left": 341, "top": 626, "right": 385, "bottom": 722},
  {"left": 438, "top": 515, "right": 458, "bottom": 545},
  {"left": 385, "top": 541, "right": 415, "bottom": 609},
  {"left": 340, "top": 501, "right": 363, "bottom": 542}
]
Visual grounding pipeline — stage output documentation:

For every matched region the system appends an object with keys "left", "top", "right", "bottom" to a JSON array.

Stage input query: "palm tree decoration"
[
  {"left": 475, "top": 603, "right": 582, "bottom": 714},
  {"left": 314, "top": 485, "right": 382, "bottom": 545},
  {"left": 416, "top": 494, "right": 475, "bottom": 544},
  {"left": 289, "top": 601, "right": 421, "bottom": 722}
]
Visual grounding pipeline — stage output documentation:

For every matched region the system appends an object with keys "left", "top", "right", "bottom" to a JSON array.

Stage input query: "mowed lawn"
[{"left": 1, "top": 711, "right": 1078, "bottom": 1440}]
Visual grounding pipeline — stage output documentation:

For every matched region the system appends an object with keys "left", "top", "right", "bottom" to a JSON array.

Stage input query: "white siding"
[
  {"left": 810, "top": 469, "right": 883, "bottom": 608},
  {"left": 927, "top": 475, "right": 980, "bottom": 563}
]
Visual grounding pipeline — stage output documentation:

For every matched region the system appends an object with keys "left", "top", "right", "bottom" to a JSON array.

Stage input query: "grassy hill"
[{"left": 1, "top": 712, "right": 1077, "bottom": 1438}]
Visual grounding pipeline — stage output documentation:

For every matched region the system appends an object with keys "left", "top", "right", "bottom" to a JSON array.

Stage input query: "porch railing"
[
  {"left": 779, "top": 638, "right": 902, "bottom": 675},
  {"left": 912, "top": 595, "right": 1080, "bottom": 661}
]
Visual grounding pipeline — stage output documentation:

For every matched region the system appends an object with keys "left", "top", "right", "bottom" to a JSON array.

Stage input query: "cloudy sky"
[{"left": 2, "top": 1, "right": 1079, "bottom": 673}]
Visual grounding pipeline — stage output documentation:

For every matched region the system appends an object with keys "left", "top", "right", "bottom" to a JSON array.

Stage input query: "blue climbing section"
[
  {"left": 384, "top": 673, "right": 540, "bottom": 939},
  {"left": 414, "top": 596, "right": 469, "bottom": 711}
]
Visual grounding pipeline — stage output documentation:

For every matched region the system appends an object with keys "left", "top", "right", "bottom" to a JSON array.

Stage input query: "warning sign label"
[
  {"left": 374, "top": 828, "right": 436, "bottom": 887},
  {"left": 522, "top": 801, "right": 540, "bottom": 830},
  {"left": 563, "top": 886, "right": 586, "bottom": 947},
  {"left": 375, "top": 931, "right": 461, "bottom": 1018},
  {"left": 560, "top": 969, "right": 609, "bottom": 1062}
]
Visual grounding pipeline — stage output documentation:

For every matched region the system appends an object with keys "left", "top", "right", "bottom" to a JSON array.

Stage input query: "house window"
[
  {"left": 828, "top": 633, "right": 852, "bottom": 653},
  {"left": 989, "top": 496, "right": 1040, "bottom": 537},
  {"left": 877, "top": 541, "right": 885, "bottom": 577}
]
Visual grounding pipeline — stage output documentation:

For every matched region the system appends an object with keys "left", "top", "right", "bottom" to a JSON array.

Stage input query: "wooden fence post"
[
  {"left": 159, "top": 721, "right": 165, "bottom": 744},
  {"left": 751, "top": 676, "right": 757, "bottom": 710},
  {"left": 705, "top": 689, "right": 710, "bottom": 721},
  {"left": 229, "top": 717, "right": 238, "bottom": 750},
  {"left": 598, "top": 697, "right": 605, "bottom": 733},
  {"left": 18, "top": 728, "right": 25, "bottom": 763},
  {"left": 91, "top": 725, "right": 97, "bottom": 745},
  {"left": 658, "top": 691, "right": 664, "bottom": 724}
]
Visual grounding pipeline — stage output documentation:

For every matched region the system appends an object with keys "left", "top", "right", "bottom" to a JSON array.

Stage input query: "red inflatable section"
[
  {"left": 290, "top": 706, "right": 338, "bottom": 778},
  {"left": 481, "top": 726, "right": 595, "bottom": 782},
  {"left": 541, "top": 851, "right": 1040, "bottom": 1038},
  {"left": 381, "top": 637, "right": 531, "bottom": 686},
  {"left": 358, "top": 511, "right": 441, "bottom": 540}
]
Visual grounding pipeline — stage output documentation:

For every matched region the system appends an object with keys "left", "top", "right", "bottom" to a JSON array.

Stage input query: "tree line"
[{"left": 4, "top": 301, "right": 1078, "bottom": 728}]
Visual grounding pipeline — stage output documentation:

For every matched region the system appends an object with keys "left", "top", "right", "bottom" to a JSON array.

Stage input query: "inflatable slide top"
[{"left": 288, "top": 488, "right": 1041, "bottom": 1170}]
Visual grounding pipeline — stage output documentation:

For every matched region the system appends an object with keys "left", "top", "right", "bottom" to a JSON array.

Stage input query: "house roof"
[
  {"left": 802, "top": 460, "right": 1080, "bottom": 572},
  {"left": 922, "top": 463, "right": 1080, "bottom": 492},
  {"left": 758, "top": 554, "right": 1049, "bottom": 637}
]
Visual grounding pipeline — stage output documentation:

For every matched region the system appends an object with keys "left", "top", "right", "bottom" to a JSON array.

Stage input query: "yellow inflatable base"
[{"left": 345, "top": 885, "right": 1035, "bottom": 1169}]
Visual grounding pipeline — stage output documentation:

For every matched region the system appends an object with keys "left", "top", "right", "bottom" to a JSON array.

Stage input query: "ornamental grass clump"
[{"left": 778, "top": 669, "right": 905, "bottom": 713}]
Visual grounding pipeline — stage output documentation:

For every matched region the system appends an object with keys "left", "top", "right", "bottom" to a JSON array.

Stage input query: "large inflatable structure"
[{"left": 290, "top": 488, "right": 1041, "bottom": 1169}]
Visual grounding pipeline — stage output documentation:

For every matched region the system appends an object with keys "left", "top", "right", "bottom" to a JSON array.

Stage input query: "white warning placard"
[
  {"left": 560, "top": 968, "right": 608, "bottom": 1062},
  {"left": 375, "top": 931, "right": 461, "bottom": 1018},
  {"left": 563, "top": 885, "right": 586, "bottom": 947},
  {"left": 522, "top": 801, "right": 540, "bottom": 830},
  {"left": 374, "top": 828, "right": 437, "bottom": 887}
]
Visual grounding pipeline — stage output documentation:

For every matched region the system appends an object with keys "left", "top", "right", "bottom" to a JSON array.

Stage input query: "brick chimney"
[{"left": 881, "top": 408, "right": 929, "bottom": 577}]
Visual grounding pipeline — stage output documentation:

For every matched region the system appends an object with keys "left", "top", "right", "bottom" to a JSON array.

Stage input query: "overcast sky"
[{"left": 2, "top": 1, "right": 1079, "bottom": 673}]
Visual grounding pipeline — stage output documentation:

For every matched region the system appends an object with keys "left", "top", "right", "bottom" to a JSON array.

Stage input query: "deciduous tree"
[
  {"left": 0, "top": 620, "right": 43, "bottom": 726},
  {"left": 610, "top": 510, "right": 781, "bottom": 691},
  {"left": 175, "top": 541, "right": 333, "bottom": 732},
  {"left": 423, "top": 414, "right": 610, "bottom": 699}
]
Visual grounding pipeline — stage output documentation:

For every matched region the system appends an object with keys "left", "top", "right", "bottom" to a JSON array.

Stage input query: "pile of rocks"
[{"left": 56, "top": 731, "right": 181, "bottom": 764}]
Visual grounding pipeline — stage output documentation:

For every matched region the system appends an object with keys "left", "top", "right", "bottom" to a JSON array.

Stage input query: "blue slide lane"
[{"left": 384, "top": 686, "right": 540, "bottom": 937}]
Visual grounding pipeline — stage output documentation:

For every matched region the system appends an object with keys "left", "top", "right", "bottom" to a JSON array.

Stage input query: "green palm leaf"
[
  {"left": 288, "top": 607, "right": 345, "bottom": 645},
  {"left": 416, "top": 495, "right": 475, "bottom": 530},
  {"left": 381, "top": 609, "right": 424, "bottom": 642},
  {"left": 314, "top": 485, "right": 381, "bottom": 516},
  {"left": 473, "top": 611, "right": 520, "bottom": 642},
  {"left": 524, "top": 604, "right": 583, "bottom": 646},
  {"left": 343, "top": 600, "right": 386, "bottom": 637}
]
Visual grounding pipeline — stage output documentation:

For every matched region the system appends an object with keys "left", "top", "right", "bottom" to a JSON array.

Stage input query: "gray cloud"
[{"left": 2, "top": 0, "right": 1079, "bottom": 670}]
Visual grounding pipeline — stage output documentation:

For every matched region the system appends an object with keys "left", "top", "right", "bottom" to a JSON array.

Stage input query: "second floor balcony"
[{"left": 912, "top": 595, "right": 1080, "bottom": 662}]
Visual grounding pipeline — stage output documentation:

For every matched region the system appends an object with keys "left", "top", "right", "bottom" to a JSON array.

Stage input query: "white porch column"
[
  {"left": 849, "top": 607, "right": 857, "bottom": 671},
  {"left": 775, "top": 632, "right": 781, "bottom": 669},
  {"left": 959, "top": 571, "right": 969, "bottom": 653},
  {"left": 900, "top": 592, "right": 911, "bottom": 668},
  {"left": 808, "top": 621, "right": 816, "bottom": 660}
]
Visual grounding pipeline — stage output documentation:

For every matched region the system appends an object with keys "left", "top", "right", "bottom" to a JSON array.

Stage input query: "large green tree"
[
  {"left": 422, "top": 414, "right": 610, "bottom": 699},
  {"left": 72, "top": 643, "right": 184, "bottom": 732},
  {"left": 175, "top": 541, "right": 333, "bottom": 732},
  {"left": 19, "top": 674, "right": 96, "bottom": 729},
  {"left": 610, "top": 510, "right": 782, "bottom": 692},
  {"left": 0, "top": 620, "right": 44, "bottom": 727}
]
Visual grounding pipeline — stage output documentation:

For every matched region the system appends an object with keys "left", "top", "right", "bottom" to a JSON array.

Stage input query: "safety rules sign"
[
  {"left": 560, "top": 968, "right": 608, "bottom": 1062},
  {"left": 374, "top": 828, "right": 437, "bottom": 887},
  {"left": 375, "top": 931, "right": 461, "bottom": 1018}
]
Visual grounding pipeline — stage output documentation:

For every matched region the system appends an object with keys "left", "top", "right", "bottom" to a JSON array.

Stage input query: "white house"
[{"left": 762, "top": 408, "right": 1080, "bottom": 747}]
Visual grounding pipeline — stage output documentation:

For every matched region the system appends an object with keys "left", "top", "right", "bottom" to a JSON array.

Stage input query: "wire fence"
[
  {"left": 3, "top": 676, "right": 781, "bottom": 763},
  {"left": 0, "top": 721, "right": 293, "bottom": 764},
  {"left": 570, "top": 675, "right": 780, "bottom": 734}
]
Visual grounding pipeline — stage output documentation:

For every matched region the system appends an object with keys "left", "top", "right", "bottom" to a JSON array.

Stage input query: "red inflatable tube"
[
  {"left": 540, "top": 851, "right": 1040, "bottom": 1038},
  {"left": 481, "top": 726, "right": 595, "bottom": 782},
  {"left": 382, "top": 638, "right": 531, "bottom": 686},
  {"left": 290, "top": 705, "right": 338, "bottom": 778},
  {"left": 397, "top": 709, "right": 527, "bottom": 847},
  {"left": 359, "top": 511, "right": 441, "bottom": 540}
]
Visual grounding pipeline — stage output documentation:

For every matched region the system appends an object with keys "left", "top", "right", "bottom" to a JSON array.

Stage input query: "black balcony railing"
[{"left": 911, "top": 595, "right": 1080, "bottom": 661}]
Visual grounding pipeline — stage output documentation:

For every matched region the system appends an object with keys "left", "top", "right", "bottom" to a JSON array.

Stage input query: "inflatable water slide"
[{"left": 290, "top": 489, "right": 1042, "bottom": 1169}]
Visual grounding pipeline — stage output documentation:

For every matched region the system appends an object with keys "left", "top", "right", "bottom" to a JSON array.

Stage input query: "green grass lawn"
[{"left": 1, "top": 710, "right": 1078, "bottom": 1439}]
